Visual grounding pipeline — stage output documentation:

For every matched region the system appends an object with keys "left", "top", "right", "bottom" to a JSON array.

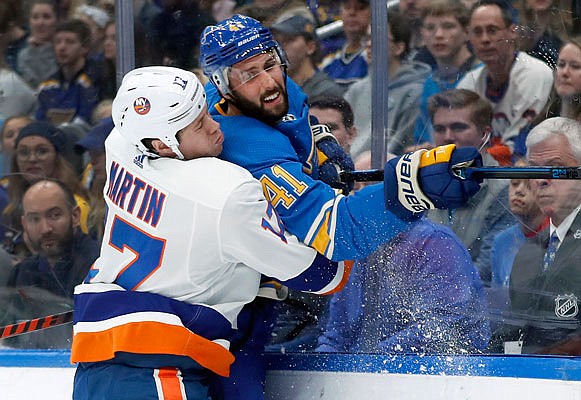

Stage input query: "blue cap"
[
  {"left": 75, "top": 117, "right": 114, "bottom": 154},
  {"left": 271, "top": 15, "right": 317, "bottom": 39}
]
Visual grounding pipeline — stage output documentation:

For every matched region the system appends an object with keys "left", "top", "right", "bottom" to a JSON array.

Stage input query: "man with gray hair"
[{"left": 506, "top": 117, "right": 581, "bottom": 355}]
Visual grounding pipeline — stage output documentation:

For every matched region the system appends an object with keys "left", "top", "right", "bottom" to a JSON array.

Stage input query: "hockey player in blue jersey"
[
  {"left": 71, "top": 66, "right": 354, "bottom": 400},
  {"left": 199, "top": 14, "right": 485, "bottom": 399}
]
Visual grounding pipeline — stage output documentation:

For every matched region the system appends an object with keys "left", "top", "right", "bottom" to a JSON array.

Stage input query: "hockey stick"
[
  {"left": 340, "top": 166, "right": 581, "bottom": 183},
  {"left": 0, "top": 310, "right": 73, "bottom": 339}
]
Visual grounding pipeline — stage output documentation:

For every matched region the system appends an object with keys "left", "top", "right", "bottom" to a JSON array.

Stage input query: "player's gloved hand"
[
  {"left": 384, "top": 144, "right": 483, "bottom": 220},
  {"left": 312, "top": 122, "right": 355, "bottom": 195}
]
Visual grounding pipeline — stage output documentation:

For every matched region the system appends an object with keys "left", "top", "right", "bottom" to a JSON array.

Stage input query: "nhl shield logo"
[{"left": 555, "top": 294, "right": 579, "bottom": 318}]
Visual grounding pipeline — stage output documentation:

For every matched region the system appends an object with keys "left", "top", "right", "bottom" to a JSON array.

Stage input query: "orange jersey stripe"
[
  {"left": 71, "top": 321, "right": 234, "bottom": 377},
  {"left": 155, "top": 368, "right": 185, "bottom": 400},
  {"left": 321, "top": 260, "right": 354, "bottom": 295}
]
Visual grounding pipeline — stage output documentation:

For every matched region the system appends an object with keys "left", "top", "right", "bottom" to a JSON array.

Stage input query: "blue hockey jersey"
[{"left": 206, "top": 78, "right": 411, "bottom": 261}]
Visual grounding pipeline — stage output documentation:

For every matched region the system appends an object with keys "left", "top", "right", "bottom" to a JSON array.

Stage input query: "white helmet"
[{"left": 112, "top": 66, "right": 206, "bottom": 159}]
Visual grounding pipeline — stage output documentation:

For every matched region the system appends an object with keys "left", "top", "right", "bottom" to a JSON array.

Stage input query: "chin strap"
[{"left": 170, "top": 144, "right": 185, "bottom": 160}]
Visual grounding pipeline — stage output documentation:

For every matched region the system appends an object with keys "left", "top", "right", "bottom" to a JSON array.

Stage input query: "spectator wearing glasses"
[
  {"left": 2, "top": 122, "right": 90, "bottom": 261},
  {"left": 457, "top": 0, "right": 553, "bottom": 165},
  {"left": 502, "top": 117, "right": 581, "bottom": 355}
]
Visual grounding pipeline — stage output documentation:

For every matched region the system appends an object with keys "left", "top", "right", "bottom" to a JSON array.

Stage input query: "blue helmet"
[{"left": 200, "top": 14, "right": 286, "bottom": 95}]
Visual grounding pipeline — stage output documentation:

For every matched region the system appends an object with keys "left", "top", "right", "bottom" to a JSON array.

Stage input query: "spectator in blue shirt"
[
  {"left": 320, "top": 0, "right": 370, "bottom": 88},
  {"left": 36, "top": 19, "right": 99, "bottom": 127},
  {"left": 317, "top": 216, "right": 491, "bottom": 354}
]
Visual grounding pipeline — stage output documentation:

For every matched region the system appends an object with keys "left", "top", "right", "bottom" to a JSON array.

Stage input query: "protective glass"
[{"left": 227, "top": 49, "right": 286, "bottom": 92}]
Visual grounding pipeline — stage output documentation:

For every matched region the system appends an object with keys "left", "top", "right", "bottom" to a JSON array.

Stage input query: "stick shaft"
[
  {"left": 340, "top": 166, "right": 581, "bottom": 182},
  {"left": 0, "top": 310, "right": 73, "bottom": 339}
]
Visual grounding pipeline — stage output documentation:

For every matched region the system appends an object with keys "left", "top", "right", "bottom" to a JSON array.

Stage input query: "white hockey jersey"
[
  {"left": 71, "top": 128, "right": 347, "bottom": 377},
  {"left": 457, "top": 51, "right": 553, "bottom": 145}
]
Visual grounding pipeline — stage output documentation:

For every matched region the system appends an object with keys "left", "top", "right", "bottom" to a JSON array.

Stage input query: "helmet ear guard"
[{"left": 211, "top": 71, "right": 230, "bottom": 96}]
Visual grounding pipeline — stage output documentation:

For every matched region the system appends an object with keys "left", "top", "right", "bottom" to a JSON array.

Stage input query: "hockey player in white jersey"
[{"left": 70, "top": 66, "right": 349, "bottom": 400}]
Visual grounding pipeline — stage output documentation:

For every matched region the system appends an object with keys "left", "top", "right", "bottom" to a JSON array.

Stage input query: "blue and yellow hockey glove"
[
  {"left": 313, "top": 123, "right": 355, "bottom": 195},
  {"left": 384, "top": 144, "right": 483, "bottom": 220}
]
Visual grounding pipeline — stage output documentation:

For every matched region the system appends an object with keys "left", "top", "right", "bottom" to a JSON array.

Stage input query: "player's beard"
[{"left": 230, "top": 83, "right": 289, "bottom": 125}]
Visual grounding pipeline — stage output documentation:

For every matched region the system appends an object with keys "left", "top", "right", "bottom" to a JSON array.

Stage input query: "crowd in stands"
[{"left": 0, "top": 0, "right": 580, "bottom": 359}]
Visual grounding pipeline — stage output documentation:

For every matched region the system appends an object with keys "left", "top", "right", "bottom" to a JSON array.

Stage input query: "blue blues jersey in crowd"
[
  {"left": 36, "top": 67, "right": 99, "bottom": 125},
  {"left": 206, "top": 78, "right": 410, "bottom": 261},
  {"left": 320, "top": 47, "right": 368, "bottom": 88}
]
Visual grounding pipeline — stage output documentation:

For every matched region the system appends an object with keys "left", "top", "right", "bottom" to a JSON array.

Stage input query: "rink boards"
[{"left": 2, "top": 350, "right": 581, "bottom": 399}]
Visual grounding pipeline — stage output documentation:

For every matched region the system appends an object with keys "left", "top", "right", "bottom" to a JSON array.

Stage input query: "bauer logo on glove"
[{"left": 384, "top": 144, "right": 483, "bottom": 220}]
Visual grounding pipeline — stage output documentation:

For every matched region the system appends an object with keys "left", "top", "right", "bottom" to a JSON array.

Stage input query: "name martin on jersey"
[{"left": 106, "top": 160, "right": 167, "bottom": 228}]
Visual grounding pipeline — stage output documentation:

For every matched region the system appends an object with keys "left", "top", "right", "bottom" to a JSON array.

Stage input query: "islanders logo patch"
[{"left": 134, "top": 97, "right": 151, "bottom": 115}]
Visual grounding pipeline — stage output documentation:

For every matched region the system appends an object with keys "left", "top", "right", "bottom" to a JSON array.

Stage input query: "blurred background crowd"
[{"left": 1, "top": 0, "right": 581, "bottom": 358}]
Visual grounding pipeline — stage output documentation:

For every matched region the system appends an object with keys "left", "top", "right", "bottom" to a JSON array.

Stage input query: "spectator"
[
  {"left": 317, "top": 220, "right": 491, "bottom": 354},
  {"left": 55, "top": 0, "right": 86, "bottom": 21},
  {"left": 490, "top": 159, "right": 548, "bottom": 289},
  {"left": 0, "top": 1, "right": 37, "bottom": 122},
  {"left": 458, "top": 0, "right": 553, "bottom": 165},
  {"left": 0, "top": 116, "right": 34, "bottom": 239},
  {"left": 507, "top": 117, "right": 581, "bottom": 355},
  {"left": 413, "top": 0, "right": 480, "bottom": 148},
  {"left": 0, "top": 115, "right": 33, "bottom": 176},
  {"left": 75, "top": 117, "right": 113, "bottom": 242},
  {"left": 16, "top": 0, "right": 59, "bottom": 89},
  {"left": 148, "top": 0, "right": 213, "bottom": 70},
  {"left": 512, "top": 36, "right": 581, "bottom": 157},
  {"left": 346, "top": 9, "right": 430, "bottom": 158},
  {"left": 486, "top": 158, "right": 547, "bottom": 334},
  {"left": 271, "top": 14, "right": 345, "bottom": 99},
  {"left": 2, "top": 121, "right": 90, "bottom": 261},
  {"left": 317, "top": 154, "right": 490, "bottom": 355},
  {"left": 201, "top": 0, "right": 236, "bottom": 23},
  {"left": 426, "top": 89, "right": 516, "bottom": 286},
  {"left": 36, "top": 19, "right": 99, "bottom": 127},
  {"left": 96, "top": 0, "right": 115, "bottom": 17},
  {"left": 513, "top": 0, "right": 571, "bottom": 69},
  {"left": 307, "top": 0, "right": 344, "bottom": 56},
  {"left": 320, "top": 0, "right": 370, "bottom": 88},
  {"left": 1, "top": 179, "right": 99, "bottom": 349},
  {"left": 550, "top": 36, "right": 581, "bottom": 120},
  {"left": 97, "top": 21, "right": 116, "bottom": 101},
  {"left": 395, "top": 0, "right": 436, "bottom": 67},
  {"left": 91, "top": 99, "right": 113, "bottom": 126},
  {"left": 309, "top": 95, "right": 357, "bottom": 152},
  {"left": 73, "top": 4, "right": 110, "bottom": 61},
  {"left": 233, "top": 0, "right": 307, "bottom": 26},
  {"left": 3, "top": 0, "right": 28, "bottom": 72}
]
